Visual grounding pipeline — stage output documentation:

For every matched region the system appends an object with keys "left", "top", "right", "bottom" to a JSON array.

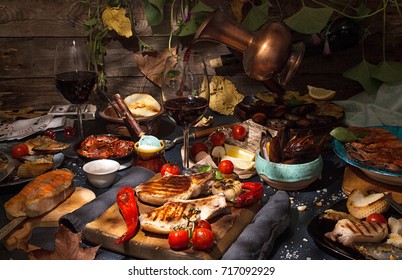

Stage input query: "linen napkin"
[
  {"left": 59, "top": 166, "right": 155, "bottom": 233},
  {"left": 222, "top": 190, "right": 290, "bottom": 260},
  {"left": 334, "top": 81, "right": 402, "bottom": 127}
]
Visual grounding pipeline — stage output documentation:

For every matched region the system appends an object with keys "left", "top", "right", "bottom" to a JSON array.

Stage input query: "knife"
[{"left": 0, "top": 216, "right": 27, "bottom": 241}]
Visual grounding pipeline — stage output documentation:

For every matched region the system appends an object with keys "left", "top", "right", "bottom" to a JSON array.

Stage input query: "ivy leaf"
[
  {"left": 190, "top": 1, "right": 214, "bottom": 13},
  {"left": 143, "top": 0, "right": 166, "bottom": 26},
  {"left": 177, "top": 17, "right": 199, "bottom": 36},
  {"left": 283, "top": 6, "right": 333, "bottom": 34},
  {"left": 356, "top": 4, "right": 371, "bottom": 18},
  {"left": 28, "top": 225, "right": 100, "bottom": 260},
  {"left": 241, "top": 1, "right": 269, "bottom": 31},
  {"left": 371, "top": 61, "right": 402, "bottom": 83},
  {"left": 102, "top": 7, "right": 132, "bottom": 38},
  {"left": 342, "top": 59, "right": 381, "bottom": 94}
]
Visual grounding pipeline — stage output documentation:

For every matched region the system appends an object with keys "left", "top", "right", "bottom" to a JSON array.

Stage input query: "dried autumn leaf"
[
  {"left": 28, "top": 224, "right": 100, "bottom": 260},
  {"left": 102, "top": 7, "right": 133, "bottom": 38},
  {"left": 231, "top": 0, "right": 245, "bottom": 22},
  {"left": 133, "top": 48, "right": 176, "bottom": 87}
]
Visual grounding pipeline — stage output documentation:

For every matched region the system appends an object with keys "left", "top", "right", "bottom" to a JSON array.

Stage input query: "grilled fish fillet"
[
  {"left": 139, "top": 193, "right": 229, "bottom": 234},
  {"left": 324, "top": 218, "right": 388, "bottom": 248},
  {"left": 135, "top": 171, "right": 215, "bottom": 206}
]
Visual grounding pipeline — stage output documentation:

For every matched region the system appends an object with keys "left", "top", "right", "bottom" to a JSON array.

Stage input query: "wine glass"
[
  {"left": 54, "top": 39, "right": 97, "bottom": 139},
  {"left": 161, "top": 52, "right": 210, "bottom": 174}
]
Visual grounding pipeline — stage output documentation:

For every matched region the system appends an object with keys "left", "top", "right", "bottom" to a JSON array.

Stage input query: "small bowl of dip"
[{"left": 134, "top": 140, "right": 165, "bottom": 161}]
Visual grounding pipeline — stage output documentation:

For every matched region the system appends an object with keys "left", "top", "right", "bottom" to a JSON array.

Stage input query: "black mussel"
[{"left": 290, "top": 103, "right": 317, "bottom": 116}]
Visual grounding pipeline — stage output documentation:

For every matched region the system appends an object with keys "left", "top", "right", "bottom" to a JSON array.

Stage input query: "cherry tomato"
[
  {"left": 44, "top": 130, "right": 56, "bottom": 140},
  {"left": 218, "top": 160, "right": 234, "bottom": 174},
  {"left": 195, "top": 220, "right": 211, "bottom": 230},
  {"left": 190, "top": 142, "right": 208, "bottom": 159},
  {"left": 231, "top": 125, "right": 247, "bottom": 140},
  {"left": 161, "top": 162, "right": 181, "bottom": 176},
  {"left": 366, "top": 213, "right": 387, "bottom": 224},
  {"left": 63, "top": 126, "right": 76, "bottom": 138},
  {"left": 11, "top": 143, "right": 29, "bottom": 159},
  {"left": 209, "top": 131, "right": 226, "bottom": 146},
  {"left": 191, "top": 227, "right": 214, "bottom": 251},
  {"left": 168, "top": 229, "right": 189, "bottom": 250}
]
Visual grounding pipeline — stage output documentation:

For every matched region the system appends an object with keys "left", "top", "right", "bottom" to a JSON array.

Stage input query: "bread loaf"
[
  {"left": 346, "top": 189, "right": 389, "bottom": 219},
  {"left": 4, "top": 169, "right": 75, "bottom": 218}
]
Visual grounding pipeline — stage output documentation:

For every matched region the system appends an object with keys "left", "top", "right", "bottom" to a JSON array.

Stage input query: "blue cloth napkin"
[
  {"left": 222, "top": 190, "right": 290, "bottom": 260},
  {"left": 59, "top": 166, "right": 155, "bottom": 233}
]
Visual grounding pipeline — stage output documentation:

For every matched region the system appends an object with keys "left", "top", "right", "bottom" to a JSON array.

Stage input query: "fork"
[{"left": 383, "top": 193, "right": 402, "bottom": 215}]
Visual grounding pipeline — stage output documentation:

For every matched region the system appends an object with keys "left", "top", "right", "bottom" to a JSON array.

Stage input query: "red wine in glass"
[
  {"left": 163, "top": 96, "right": 208, "bottom": 128},
  {"left": 55, "top": 71, "right": 97, "bottom": 104}
]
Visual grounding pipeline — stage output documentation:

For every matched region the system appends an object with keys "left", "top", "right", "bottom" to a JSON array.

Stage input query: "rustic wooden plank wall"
[{"left": 0, "top": 0, "right": 401, "bottom": 112}]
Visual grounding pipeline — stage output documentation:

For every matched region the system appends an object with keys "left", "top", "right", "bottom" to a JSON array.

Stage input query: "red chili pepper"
[
  {"left": 114, "top": 186, "right": 139, "bottom": 244},
  {"left": 234, "top": 182, "right": 263, "bottom": 208}
]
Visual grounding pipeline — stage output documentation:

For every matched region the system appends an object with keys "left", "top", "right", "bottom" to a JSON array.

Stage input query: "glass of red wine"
[
  {"left": 161, "top": 52, "right": 210, "bottom": 174},
  {"left": 54, "top": 39, "right": 97, "bottom": 139}
]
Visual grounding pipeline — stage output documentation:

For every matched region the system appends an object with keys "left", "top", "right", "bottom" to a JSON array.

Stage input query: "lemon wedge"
[
  {"left": 307, "top": 85, "right": 336, "bottom": 100},
  {"left": 224, "top": 144, "right": 255, "bottom": 161},
  {"left": 221, "top": 155, "right": 255, "bottom": 170}
]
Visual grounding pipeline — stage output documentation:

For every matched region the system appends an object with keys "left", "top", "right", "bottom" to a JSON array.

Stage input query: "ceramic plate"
[
  {"left": 308, "top": 199, "right": 401, "bottom": 260},
  {"left": 0, "top": 152, "right": 64, "bottom": 187},
  {"left": 332, "top": 126, "right": 402, "bottom": 186}
]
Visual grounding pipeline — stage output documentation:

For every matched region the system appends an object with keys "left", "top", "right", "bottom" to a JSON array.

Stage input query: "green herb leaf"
[
  {"left": 283, "top": 6, "right": 333, "bottom": 34},
  {"left": 190, "top": 1, "right": 214, "bottom": 14},
  {"left": 198, "top": 165, "right": 212, "bottom": 172},
  {"left": 329, "top": 127, "right": 358, "bottom": 142},
  {"left": 215, "top": 170, "right": 223, "bottom": 180},
  {"left": 342, "top": 59, "right": 382, "bottom": 94}
]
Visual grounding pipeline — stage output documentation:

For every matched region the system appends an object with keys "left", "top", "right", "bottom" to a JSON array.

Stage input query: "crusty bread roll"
[
  {"left": 124, "top": 93, "right": 161, "bottom": 118},
  {"left": 346, "top": 189, "right": 389, "bottom": 219}
]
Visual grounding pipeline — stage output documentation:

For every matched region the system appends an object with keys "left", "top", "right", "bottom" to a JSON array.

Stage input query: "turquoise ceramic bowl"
[{"left": 255, "top": 151, "right": 323, "bottom": 190}]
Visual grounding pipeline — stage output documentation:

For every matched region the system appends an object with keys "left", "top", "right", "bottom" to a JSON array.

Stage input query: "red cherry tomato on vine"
[
  {"left": 209, "top": 131, "right": 226, "bottom": 146},
  {"left": 366, "top": 213, "right": 387, "bottom": 224},
  {"left": 161, "top": 162, "right": 181, "bottom": 176},
  {"left": 63, "top": 126, "right": 76, "bottom": 138},
  {"left": 11, "top": 143, "right": 29, "bottom": 159},
  {"left": 218, "top": 160, "right": 234, "bottom": 174},
  {"left": 192, "top": 227, "right": 214, "bottom": 251},
  {"left": 195, "top": 220, "right": 211, "bottom": 230},
  {"left": 231, "top": 125, "right": 247, "bottom": 140},
  {"left": 168, "top": 229, "right": 189, "bottom": 250},
  {"left": 44, "top": 130, "right": 56, "bottom": 140}
]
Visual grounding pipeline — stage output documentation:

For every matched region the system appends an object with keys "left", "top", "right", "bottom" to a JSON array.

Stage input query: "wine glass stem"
[
  {"left": 76, "top": 104, "right": 84, "bottom": 139},
  {"left": 183, "top": 127, "right": 190, "bottom": 172}
]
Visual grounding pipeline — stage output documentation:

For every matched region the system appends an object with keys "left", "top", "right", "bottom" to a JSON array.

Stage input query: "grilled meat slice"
[
  {"left": 139, "top": 193, "right": 229, "bottom": 234},
  {"left": 324, "top": 218, "right": 388, "bottom": 248},
  {"left": 135, "top": 171, "right": 215, "bottom": 206}
]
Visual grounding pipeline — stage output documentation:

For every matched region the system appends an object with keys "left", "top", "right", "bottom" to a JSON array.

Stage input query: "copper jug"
[{"left": 194, "top": 9, "right": 304, "bottom": 84}]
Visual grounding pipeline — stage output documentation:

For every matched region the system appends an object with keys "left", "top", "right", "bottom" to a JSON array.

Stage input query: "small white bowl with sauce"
[{"left": 83, "top": 159, "right": 120, "bottom": 188}]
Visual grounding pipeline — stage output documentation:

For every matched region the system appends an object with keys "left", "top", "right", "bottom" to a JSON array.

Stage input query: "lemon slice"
[
  {"left": 221, "top": 155, "right": 255, "bottom": 170},
  {"left": 307, "top": 85, "right": 336, "bottom": 100},
  {"left": 224, "top": 144, "right": 255, "bottom": 161}
]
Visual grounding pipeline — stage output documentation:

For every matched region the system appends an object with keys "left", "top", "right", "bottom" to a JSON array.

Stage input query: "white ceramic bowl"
[
  {"left": 255, "top": 151, "right": 323, "bottom": 190},
  {"left": 83, "top": 159, "right": 120, "bottom": 188}
]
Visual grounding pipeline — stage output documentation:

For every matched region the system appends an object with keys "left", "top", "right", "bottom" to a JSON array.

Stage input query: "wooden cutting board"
[
  {"left": 83, "top": 187, "right": 261, "bottom": 260},
  {"left": 342, "top": 166, "right": 402, "bottom": 203},
  {"left": 3, "top": 187, "right": 96, "bottom": 252}
]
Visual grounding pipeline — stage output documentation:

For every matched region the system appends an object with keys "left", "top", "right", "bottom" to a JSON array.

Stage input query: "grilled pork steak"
[
  {"left": 324, "top": 218, "right": 388, "bottom": 248},
  {"left": 139, "top": 193, "right": 229, "bottom": 234},
  {"left": 135, "top": 171, "right": 215, "bottom": 206}
]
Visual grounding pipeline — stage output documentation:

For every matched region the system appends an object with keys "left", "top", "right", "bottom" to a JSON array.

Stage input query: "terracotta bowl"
[{"left": 255, "top": 151, "right": 323, "bottom": 190}]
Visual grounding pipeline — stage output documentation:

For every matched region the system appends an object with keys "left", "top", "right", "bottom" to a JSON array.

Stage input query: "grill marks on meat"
[
  {"left": 325, "top": 218, "right": 388, "bottom": 248},
  {"left": 135, "top": 171, "right": 215, "bottom": 206},
  {"left": 139, "top": 193, "right": 228, "bottom": 234}
]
